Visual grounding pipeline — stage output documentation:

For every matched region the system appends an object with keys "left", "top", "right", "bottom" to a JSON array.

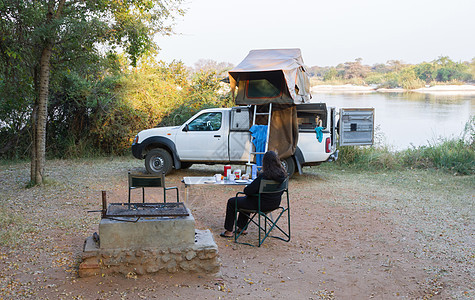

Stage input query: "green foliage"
[
  {"left": 159, "top": 69, "right": 233, "bottom": 126},
  {"left": 46, "top": 71, "right": 122, "bottom": 157},
  {"left": 323, "top": 68, "right": 338, "bottom": 81},
  {"left": 0, "top": 0, "right": 184, "bottom": 164},
  {"left": 336, "top": 118, "right": 475, "bottom": 175},
  {"left": 1, "top": 49, "right": 233, "bottom": 158},
  {"left": 399, "top": 67, "right": 425, "bottom": 89},
  {"left": 376, "top": 72, "right": 401, "bottom": 89},
  {"left": 336, "top": 145, "right": 401, "bottom": 170},
  {"left": 414, "top": 62, "right": 436, "bottom": 83},
  {"left": 193, "top": 59, "right": 234, "bottom": 76},
  {"left": 364, "top": 72, "right": 386, "bottom": 85},
  {"left": 337, "top": 140, "right": 474, "bottom": 175},
  {"left": 91, "top": 98, "right": 146, "bottom": 155},
  {"left": 470, "top": 58, "right": 475, "bottom": 79},
  {"left": 119, "top": 64, "right": 186, "bottom": 128},
  {"left": 321, "top": 59, "right": 371, "bottom": 82},
  {"left": 86, "top": 60, "right": 233, "bottom": 155},
  {"left": 402, "top": 117, "right": 475, "bottom": 175},
  {"left": 311, "top": 56, "right": 473, "bottom": 87}
]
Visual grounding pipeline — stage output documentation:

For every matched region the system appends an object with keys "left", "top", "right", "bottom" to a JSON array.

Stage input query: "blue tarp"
[{"left": 249, "top": 125, "right": 268, "bottom": 166}]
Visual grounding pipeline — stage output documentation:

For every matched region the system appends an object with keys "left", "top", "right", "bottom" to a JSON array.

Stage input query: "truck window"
[
  {"left": 187, "top": 112, "right": 222, "bottom": 131},
  {"left": 297, "top": 112, "right": 327, "bottom": 132}
]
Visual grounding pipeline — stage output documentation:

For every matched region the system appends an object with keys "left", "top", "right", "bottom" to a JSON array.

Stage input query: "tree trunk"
[
  {"left": 30, "top": 102, "right": 38, "bottom": 181},
  {"left": 30, "top": 0, "right": 65, "bottom": 185},
  {"left": 31, "top": 43, "right": 53, "bottom": 184}
]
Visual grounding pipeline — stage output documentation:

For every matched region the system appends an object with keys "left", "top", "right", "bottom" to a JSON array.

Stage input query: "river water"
[{"left": 311, "top": 92, "right": 475, "bottom": 150}]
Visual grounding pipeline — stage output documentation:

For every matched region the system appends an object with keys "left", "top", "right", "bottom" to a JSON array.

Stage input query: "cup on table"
[
  {"left": 234, "top": 169, "right": 241, "bottom": 180},
  {"left": 215, "top": 174, "right": 222, "bottom": 182},
  {"left": 228, "top": 174, "right": 235, "bottom": 181}
]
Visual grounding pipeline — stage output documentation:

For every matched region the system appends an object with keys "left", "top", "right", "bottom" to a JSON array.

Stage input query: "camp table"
[{"left": 182, "top": 177, "right": 252, "bottom": 202}]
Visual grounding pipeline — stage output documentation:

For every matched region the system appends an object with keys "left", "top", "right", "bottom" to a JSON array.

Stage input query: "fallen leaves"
[{"left": 126, "top": 272, "right": 137, "bottom": 280}]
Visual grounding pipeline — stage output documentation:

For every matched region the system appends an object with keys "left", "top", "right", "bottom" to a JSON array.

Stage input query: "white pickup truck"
[{"left": 131, "top": 104, "right": 374, "bottom": 175}]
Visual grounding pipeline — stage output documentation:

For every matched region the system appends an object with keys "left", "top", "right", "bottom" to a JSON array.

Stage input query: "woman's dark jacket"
[{"left": 242, "top": 174, "right": 286, "bottom": 211}]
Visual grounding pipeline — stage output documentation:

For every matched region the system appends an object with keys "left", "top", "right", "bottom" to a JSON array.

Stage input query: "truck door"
[
  {"left": 175, "top": 111, "right": 229, "bottom": 161},
  {"left": 339, "top": 108, "right": 375, "bottom": 146},
  {"left": 229, "top": 107, "right": 251, "bottom": 161},
  {"left": 330, "top": 107, "right": 337, "bottom": 151}
]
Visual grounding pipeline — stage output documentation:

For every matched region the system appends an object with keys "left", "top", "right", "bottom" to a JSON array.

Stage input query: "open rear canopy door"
[{"left": 339, "top": 108, "right": 374, "bottom": 146}]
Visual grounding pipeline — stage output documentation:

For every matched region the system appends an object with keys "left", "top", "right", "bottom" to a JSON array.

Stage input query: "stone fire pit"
[{"left": 79, "top": 205, "right": 220, "bottom": 277}]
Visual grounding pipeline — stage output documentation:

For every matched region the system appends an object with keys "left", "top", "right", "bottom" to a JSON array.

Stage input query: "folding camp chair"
[
  {"left": 234, "top": 177, "right": 290, "bottom": 247},
  {"left": 128, "top": 172, "right": 179, "bottom": 203}
]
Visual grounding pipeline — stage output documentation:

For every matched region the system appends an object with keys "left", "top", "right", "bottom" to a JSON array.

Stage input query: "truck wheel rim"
[{"left": 151, "top": 156, "right": 164, "bottom": 171}]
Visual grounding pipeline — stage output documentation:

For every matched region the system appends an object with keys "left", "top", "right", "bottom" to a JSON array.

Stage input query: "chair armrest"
[
  {"left": 235, "top": 191, "right": 246, "bottom": 197},
  {"left": 164, "top": 186, "right": 180, "bottom": 202}
]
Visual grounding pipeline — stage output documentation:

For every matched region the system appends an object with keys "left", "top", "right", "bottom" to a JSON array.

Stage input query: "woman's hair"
[{"left": 262, "top": 151, "right": 287, "bottom": 180}]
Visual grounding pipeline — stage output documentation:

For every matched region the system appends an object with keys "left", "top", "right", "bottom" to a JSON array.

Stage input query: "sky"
[{"left": 155, "top": 0, "right": 475, "bottom": 68}]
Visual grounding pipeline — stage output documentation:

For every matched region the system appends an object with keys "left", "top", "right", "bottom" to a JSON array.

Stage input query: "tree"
[
  {"left": 371, "top": 63, "right": 391, "bottom": 74},
  {"left": 341, "top": 58, "right": 370, "bottom": 79},
  {"left": 193, "top": 59, "right": 234, "bottom": 77},
  {"left": 470, "top": 58, "right": 475, "bottom": 80},
  {"left": 414, "top": 62, "right": 436, "bottom": 83},
  {"left": 387, "top": 60, "right": 406, "bottom": 72},
  {"left": 323, "top": 67, "right": 338, "bottom": 81},
  {"left": 0, "top": 0, "right": 183, "bottom": 185}
]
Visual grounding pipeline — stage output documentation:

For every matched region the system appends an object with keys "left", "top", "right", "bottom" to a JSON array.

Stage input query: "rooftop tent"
[
  {"left": 228, "top": 49, "right": 312, "bottom": 160},
  {"left": 228, "top": 49, "right": 311, "bottom": 105}
]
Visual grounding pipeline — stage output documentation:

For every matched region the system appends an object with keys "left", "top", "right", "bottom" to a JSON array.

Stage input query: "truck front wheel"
[
  {"left": 282, "top": 157, "right": 296, "bottom": 176},
  {"left": 145, "top": 148, "right": 173, "bottom": 175}
]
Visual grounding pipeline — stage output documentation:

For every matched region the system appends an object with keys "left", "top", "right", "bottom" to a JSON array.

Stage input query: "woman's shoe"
[
  {"left": 219, "top": 231, "right": 233, "bottom": 238},
  {"left": 237, "top": 228, "right": 248, "bottom": 235}
]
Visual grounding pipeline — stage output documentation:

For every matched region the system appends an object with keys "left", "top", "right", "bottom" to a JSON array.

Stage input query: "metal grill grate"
[{"left": 106, "top": 202, "right": 189, "bottom": 218}]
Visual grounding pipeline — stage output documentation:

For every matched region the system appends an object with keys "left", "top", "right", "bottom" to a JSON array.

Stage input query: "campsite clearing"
[{"left": 0, "top": 157, "right": 473, "bottom": 299}]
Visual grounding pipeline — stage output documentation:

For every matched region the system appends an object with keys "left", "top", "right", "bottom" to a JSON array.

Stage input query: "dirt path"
[{"left": 0, "top": 158, "right": 473, "bottom": 299}]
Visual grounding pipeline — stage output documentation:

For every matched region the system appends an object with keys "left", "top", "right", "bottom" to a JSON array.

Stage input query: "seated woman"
[{"left": 221, "top": 151, "right": 288, "bottom": 237}]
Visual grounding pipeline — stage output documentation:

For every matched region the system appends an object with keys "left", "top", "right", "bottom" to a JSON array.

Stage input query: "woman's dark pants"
[{"left": 224, "top": 196, "right": 257, "bottom": 232}]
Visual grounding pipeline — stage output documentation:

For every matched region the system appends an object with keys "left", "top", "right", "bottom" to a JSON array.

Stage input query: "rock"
[{"left": 185, "top": 250, "right": 197, "bottom": 261}]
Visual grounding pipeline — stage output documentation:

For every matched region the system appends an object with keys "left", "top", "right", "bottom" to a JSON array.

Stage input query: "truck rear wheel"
[
  {"left": 145, "top": 148, "right": 173, "bottom": 175},
  {"left": 282, "top": 157, "right": 295, "bottom": 176}
]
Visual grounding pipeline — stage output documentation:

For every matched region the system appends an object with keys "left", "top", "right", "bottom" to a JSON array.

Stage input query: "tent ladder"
[{"left": 246, "top": 103, "right": 272, "bottom": 174}]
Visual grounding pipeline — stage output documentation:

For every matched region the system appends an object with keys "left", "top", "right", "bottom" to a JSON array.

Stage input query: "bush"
[
  {"left": 365, "top": 73, "right": 386, "bottom": 85},
  {"left": 337, "top": 140, "right": 474, "bottom": 175},
  {"left": 402, "top": 117, "right": 474, "bottom": 175},
  {"left": 336, "top": 145, "right": 401, "bottom": 171},
  {"left": 399, "top": 67, "right": 425, "bottom": 89},
  {"left": 336, "top": 118, "right": 474, "bottom": 175},
  {"left": 90, "top": 62, "right": 233, "bottom": 154},
  {"left": 401, "top": 139, "right": 474, "bottom": 175}
]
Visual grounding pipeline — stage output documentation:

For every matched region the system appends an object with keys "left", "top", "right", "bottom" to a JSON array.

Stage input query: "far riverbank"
[{"left": 311, "top": 84, "right": 475, "bottom": 95}]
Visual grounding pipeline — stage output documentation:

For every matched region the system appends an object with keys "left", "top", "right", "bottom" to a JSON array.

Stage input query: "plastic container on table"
[
  {"left": 251, "top": 164, "right": 258, "bottom": 180},
  {"left": 234, "top": 169, "right": 241, "bottom": 180},
  {"left": 224, "top": 165, "right": 231, "bottom": 180}
]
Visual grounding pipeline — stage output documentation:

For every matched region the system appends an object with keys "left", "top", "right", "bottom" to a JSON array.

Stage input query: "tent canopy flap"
[{"left": 229, "top": 49, "right": 311, "bottom": 105}]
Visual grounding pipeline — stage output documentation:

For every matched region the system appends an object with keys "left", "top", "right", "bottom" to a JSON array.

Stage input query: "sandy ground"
[{"left": 0, "top": 158, "right": 473, "bottom": 299}]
